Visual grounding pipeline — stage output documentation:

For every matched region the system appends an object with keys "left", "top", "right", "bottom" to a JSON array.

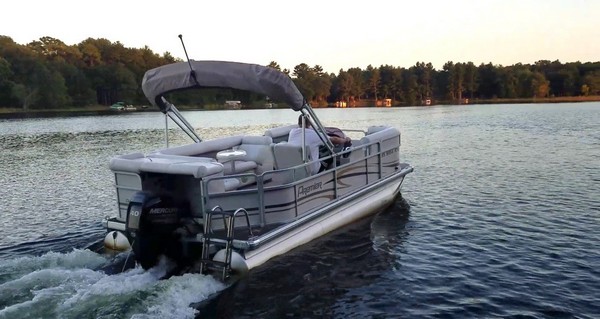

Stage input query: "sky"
[{"left": 2, "top": 0, "right": 599, "bottom": 74}]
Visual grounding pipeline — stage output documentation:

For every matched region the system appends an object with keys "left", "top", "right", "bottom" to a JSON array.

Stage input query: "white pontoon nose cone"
[
  {"left": 104, "top": 231, "right": 131, "bottom": 251},
  {"left": 213, "top": 249, "right": 249, "bottom": 274}
]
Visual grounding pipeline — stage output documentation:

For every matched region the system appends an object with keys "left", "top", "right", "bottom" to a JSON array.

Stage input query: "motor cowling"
[
  {"left": 126, "top": 192, "right": 184, "bottom": 235},
  {"left": 125, "top": 191, "right": 189, "bottom": 270}
]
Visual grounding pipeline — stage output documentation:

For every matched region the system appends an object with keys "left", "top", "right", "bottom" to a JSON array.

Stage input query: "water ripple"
[{"left": 1, "top": 104, "right": 599, "bottom": 317}]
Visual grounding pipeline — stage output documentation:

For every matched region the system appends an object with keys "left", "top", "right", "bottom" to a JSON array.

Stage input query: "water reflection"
[{"left": 199, "top": 195, "right": 411, "bottom": 318}]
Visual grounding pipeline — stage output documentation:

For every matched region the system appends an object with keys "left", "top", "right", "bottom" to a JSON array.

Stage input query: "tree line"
[
  {"left": 282, "top": 60, "right": 600, "bottom": 107},
  {"left": 1, "top": 35, "right": 599, "bottom": 110}
]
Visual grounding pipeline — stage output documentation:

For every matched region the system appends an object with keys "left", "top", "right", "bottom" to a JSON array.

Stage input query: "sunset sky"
[{"left": 2, "top": 0, "right": 598, "bottom": 73}]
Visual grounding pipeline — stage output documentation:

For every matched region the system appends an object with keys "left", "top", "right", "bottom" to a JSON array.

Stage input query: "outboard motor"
[{"left": 126, "top": 191, "right": 188, "bottom": 270}]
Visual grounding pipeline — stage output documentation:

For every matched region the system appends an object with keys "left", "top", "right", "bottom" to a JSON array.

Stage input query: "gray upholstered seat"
[
  {"left": 237, "top": 136, "right": 274, "bottom": 174},
  {"left": 109, "top": 153, "right": 223, "bottom": 178},
  {"left": 358, "top": 127, "right": 400, "bottom": 155},
  {"left": 153, "top": 136, "right": 243, "bottom": 158},
  {"left": 222, "top": 160, "right": 259, "bottom": 175},
  {"left": 271, "top": 142, "right": 311, "bottom": 184},
  {"left": 264, "top": 124, "right": 297, "bottom": 143}
]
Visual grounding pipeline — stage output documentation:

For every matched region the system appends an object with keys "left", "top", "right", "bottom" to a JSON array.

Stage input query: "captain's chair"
[{"left": 271, "top": 143, "right": 312, "bottom": 184}]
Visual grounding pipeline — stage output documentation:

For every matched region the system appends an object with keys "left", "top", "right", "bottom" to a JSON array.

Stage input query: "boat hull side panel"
[
  {"left": 335, "top": 160, "right": 369, "bottom": 198},
  {"left": 243, "top": 176, "right": 404, "bottom": 270}
]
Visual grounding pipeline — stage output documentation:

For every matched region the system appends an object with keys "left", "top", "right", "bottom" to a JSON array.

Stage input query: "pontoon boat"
[{"left": 102, "top": 61, "right": 413, "bottom": 280}]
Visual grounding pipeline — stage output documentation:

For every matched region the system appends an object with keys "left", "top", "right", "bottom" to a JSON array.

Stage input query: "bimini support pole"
[
  {"left": 302, "top": 105, "right": 335, "bottom": 153},
  {"left": 162, "top": 98, "right": 202, "bottom": 143},
  {"left": 300, "top": 113, "right": 307, "bottom": 162},
  {"left": 165, "top": 112, "right": 169, "bottom": 148}
]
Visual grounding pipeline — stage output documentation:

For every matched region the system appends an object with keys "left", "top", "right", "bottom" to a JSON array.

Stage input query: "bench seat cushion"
[
  {"left": 110, "top": 153, "right": 223, "bottom": 178},
  {"left": 222, "top": 160, "right": 258, "bottom": 175}
]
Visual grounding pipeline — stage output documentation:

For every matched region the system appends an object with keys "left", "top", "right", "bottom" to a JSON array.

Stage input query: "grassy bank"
[
  {"left": 458, "top": 95, "right": 600, "bottom": 105},
  {"left": 328, "top": 95, "right": 600, "bottom": 108},
  {"left": 0, "top": 105, "right": 162, "bottom": 119},
  {"left": 0, "top": 105, "right": 108, "bottom": 114}
]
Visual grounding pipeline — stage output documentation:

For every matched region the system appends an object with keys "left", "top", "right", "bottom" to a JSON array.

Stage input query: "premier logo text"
[{"left": 298, "top": 182, "right": 322, "bottom": 197}]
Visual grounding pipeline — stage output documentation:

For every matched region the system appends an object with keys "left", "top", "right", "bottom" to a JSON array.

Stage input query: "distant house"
[
  {"left": 334, "top": 101, "right": 347, "bottom": 108},
  {"left": 376, "top": 99, "right": 392, "bottom": 107},
  {"left": 224, "top": 100, "right": 242, "bottom": 109}
]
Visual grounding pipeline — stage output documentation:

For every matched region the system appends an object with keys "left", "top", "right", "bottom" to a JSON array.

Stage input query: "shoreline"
[
  {"left": 449, "top": 95, "right": 600, "bottom": 105},
  {"left": 1, "top": 97, "right": 598, "bottom": 119}
]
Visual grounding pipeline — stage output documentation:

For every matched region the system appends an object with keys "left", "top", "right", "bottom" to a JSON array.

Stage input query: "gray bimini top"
[{"left": 141, "top": 60, "right": 306, "bottom": 112}]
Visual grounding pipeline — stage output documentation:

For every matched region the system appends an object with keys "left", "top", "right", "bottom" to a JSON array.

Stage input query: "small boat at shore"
[
  {"left": 110, "top": 101, "right": 136, "bottom": 111},
  {"left": 102, "top": 60, "right": 413, "bottom": 280}
]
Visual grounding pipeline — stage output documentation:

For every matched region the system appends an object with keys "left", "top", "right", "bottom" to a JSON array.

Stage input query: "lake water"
[{"left": 0, "top": 103, "right": 598, "bottom": 318}]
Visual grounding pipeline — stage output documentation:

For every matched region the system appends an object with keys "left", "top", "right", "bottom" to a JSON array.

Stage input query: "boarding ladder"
[{"left": 199, "top": 206, "right": 254, "bottom": 280}]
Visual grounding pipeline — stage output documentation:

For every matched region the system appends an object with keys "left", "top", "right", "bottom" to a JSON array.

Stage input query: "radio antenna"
[{"left": 178, "top": 34, "right": 199, "bottom": 85}]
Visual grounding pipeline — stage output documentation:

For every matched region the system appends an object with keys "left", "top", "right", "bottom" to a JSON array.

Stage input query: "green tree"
[
  {"left": 531, "top": 71, "right": 550, "bottom": 98},
  {"left": 57, "top": 62, "right": 95, "bottom": 106},
  {"left": 477, "top": 63, "right": 501, "bottom": 99},
  {"left": 28, "top": 36, "right": 83, "bottom": 66},
  {"left": 582, "top": 70, "right": 600, "bottom": 95},
  {"left": 312, "top": 70, "right": 331, "bottom": 103},
  {"left": 40, "top": 68, "right": 72, "bottom": 108},
  {"left": 162, "top": 51, "right": 177, "bottom": 64},
  {"left": 413, "top": 62, "right": 434, "bottom": 102},
  {"left": 401, "top": 69, "right": 418, "bottom": 105},
  {"left": 78, "top": 40, "right": 102, "bottom": 67},
  {"left": 533, "top": 60, "right": 578, "bottom": 96},
  {"left": 499, "top": 66, "right": 518, "bottom": 98},
  {"left": 90, "top": 63, "right": 137, "bottom": 105},
  {"left": 464, "top": 62, "right": 478, "bottom": 99},
  {"left": 4, "top": 54, "right": 70, "bottom": 109},
  {"left": 11, "top": 83, "right": 37, "bottom": 109},
  {"left": 290, "top": 63, "right": 331, "bottom": 104},
  {"left": 378, "top": 65, "right": 394, "bottom": 99},
  {"left": 514, "top": 67, "right": 535, "bottom": 97},
  {"left": 292, "top": 63, "right": 314, "bottom": 101},
  {"left": 559, "top": 64, "right": 579, "bottom": 96},
  {"left": 0, "top": 57, "right": 14, "bottom": 106},
  {"left": 292, "top": 63, "right": 311, "bottom": 78},
  {"left": 364, "top": 65, "right": 380, "bottom": 102},
  {"left": 390, "top": 67, "right": 403, "bottom": 103},
  {"left": 330, "top": 70, "right": 353, "bottom": 103},
  {"left": 442, "top": 61, "right": 460, "bottom": 100},
  {"left": 267, "top": 61, "right": 281, "bottom": 71},
  {"left": 347, "top": 67, "right": 364, "bottom": 100}
]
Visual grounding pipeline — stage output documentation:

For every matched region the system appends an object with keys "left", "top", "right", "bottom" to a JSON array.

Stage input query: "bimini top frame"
[
  {"left": 141, "top": 60, "right": 335, "bottom": 152},
  {"left": 142, "top": 61, "right": 305, "bottom": 112}
]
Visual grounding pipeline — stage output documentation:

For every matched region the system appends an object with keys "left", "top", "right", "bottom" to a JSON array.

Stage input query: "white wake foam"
[
  {"left": 0, "top": 250, "right": 226, "bottom": 319},
  {"left": 0, "top": 249, "right": 107, "bottom": 281},
  {"left": 131, "top": 273, "right": 225, "bottom": 319}
]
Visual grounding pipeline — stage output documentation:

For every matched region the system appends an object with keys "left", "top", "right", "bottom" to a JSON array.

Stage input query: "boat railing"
[
  {"left": 338, "top": 128, "right": 367, "bottom": 136},
  {"left": 200, "top": 206, "right": 254, "bottom": 280},
  {"left": 202, "top": 136, "right": 397, "bottom": 234}
]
